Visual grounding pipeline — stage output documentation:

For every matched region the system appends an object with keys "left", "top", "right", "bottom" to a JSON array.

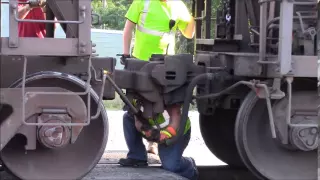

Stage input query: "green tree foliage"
[
  {"left": 91, "top": 0, "right": 221, "bottom": 35},
  {"left": 91, "top": 0, "right": 132, "bottom": 30},
  {"left": 175, "top": 0, "right": 222, "bottom": 54}
]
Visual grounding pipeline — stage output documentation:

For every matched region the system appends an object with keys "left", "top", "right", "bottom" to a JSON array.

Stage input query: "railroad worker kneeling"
[{"left": 118, "top": 0, "right": 198, "bottom": 180}]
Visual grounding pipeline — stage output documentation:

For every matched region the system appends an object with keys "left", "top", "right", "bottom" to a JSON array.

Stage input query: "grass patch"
[{"left": 103, "top": 93, "right": 125, "bottom": 110}]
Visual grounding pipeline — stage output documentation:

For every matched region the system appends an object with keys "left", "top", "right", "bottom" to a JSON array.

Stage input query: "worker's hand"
[
  {"left": 119, "top": 54, "right": 131, "bottom": 65},
  {"left": 159, "top": 126, "right": 177, "bottom": 143},
  {"left": 28, "top": 0, "right": 46, "bottom": 8},
  {"left": 141, "top": 128, "right": 160, "bottom": 142},
  {"left": 39, "top": 0, "right": 46, "bottom": 7}
]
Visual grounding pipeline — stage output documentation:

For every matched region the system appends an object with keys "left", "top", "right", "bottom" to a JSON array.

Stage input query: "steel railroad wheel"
[
  {"left": 199, "top": 108, "right": 245, "bottom": 168},
  {"left": 235, "top": 91, "right": 317, "bottom": 180},
  {"left": 0, "top": 72, "right": 109, "bottom": 180}
]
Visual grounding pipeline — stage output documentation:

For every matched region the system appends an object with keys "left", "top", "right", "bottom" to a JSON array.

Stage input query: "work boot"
[
  {"left": 147, "top": 141, "right": 158, "bottom": 155},
  {"left": 118, "top": 158, "right": 148, "bottom": 167},
  {"left": 190, "top": 157, "right": 199, "bottom": 180}
]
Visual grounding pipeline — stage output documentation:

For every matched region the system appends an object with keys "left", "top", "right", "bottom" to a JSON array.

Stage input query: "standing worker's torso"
[{"left": 127, "top": 0, "right": 180, "bottom": 61}]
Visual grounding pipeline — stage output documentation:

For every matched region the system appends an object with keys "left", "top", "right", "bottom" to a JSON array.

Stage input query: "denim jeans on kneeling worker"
[{"left": 122, "top": 112, "right": 197, "bottom": 179}]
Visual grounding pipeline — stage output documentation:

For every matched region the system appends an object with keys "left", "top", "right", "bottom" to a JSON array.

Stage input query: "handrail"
[{"left": 11, "top": 3, "right": 86, "bottom": 24}]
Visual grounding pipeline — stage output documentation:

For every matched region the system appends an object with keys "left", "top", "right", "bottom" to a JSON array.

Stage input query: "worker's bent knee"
[{"left": 161, "top": 158, "right": 181, "bottom": 172}]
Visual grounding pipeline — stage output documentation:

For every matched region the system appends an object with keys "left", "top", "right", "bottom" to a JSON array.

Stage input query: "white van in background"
[{"left": 54, "top": 24, "right": 125, "bottom": 69}]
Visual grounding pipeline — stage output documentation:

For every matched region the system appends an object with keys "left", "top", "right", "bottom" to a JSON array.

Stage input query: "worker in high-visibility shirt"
[{"left": 118, "top": 0, "right": 198, "bottom": 179}]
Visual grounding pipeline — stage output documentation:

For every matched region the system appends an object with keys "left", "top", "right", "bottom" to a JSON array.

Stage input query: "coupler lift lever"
[{"left": 102, "top": 69, "right": 160, "bottom": 142}]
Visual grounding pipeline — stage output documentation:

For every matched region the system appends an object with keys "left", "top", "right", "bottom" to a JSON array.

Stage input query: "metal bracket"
[
  {"left": 20, "top": 56, "right": 93, "bottom": 126},
  {"left": 194, "top": 79, "right": 277, "bottom": 139}
]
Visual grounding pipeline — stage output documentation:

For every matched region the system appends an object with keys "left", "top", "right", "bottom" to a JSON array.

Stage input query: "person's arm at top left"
[
  {"left": 18, "top": 1, "right": 32, "bottom": 19},
  {"left": 123, "top": 0, "right": 142, "bottom": 55},
  {"left": 176, "top": 1, "right": 195, "bottom": 39},
  {"left": 18, "top": 0, "right": 46, "bottom": 19}
]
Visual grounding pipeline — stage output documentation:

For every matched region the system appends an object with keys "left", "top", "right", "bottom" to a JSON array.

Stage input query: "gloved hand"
[
  {"left": 159, "top": 126, "right": 177, "bottom": 143},
  {"left": 120, "top": 54, "right": 131, "bottom": 65},
  {"left": 141, "top": 127, "right": 160, "bottom": 142}
]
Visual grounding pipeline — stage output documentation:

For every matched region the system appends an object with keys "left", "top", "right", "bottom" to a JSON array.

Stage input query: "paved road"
[{"left": 83, "top": 164, "right": 189, "bottom": 180}]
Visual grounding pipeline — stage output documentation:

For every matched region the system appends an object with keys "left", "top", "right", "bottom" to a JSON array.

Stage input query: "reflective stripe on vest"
[
  {"left": 152, "top": 118, "right": 169, "bottom": 129},
  {"left": 137, "top": 25, "right": 175, "bottom": 37},
  {"left": 137, "top": 0, "right": 175, "bottom": 38},
  {"left": 140, "top": 0, "right": 150, "bottom": 27},
  {"left": 148, "top": 113, "right": 169, "bottom": 129},
  {"left": 133, "top": 99, "right": 169, "bottom": 129}
]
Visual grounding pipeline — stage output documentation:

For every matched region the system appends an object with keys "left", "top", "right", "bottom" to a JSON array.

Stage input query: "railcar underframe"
[{"left": 0, "top": 0, "right": 319, "bottom": 180}]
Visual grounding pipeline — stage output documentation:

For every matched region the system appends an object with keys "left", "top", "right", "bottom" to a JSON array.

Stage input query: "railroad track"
[
  {"left": 0, "top": 151, "right": 258, "bottom": 180},
  {"left": 1, "top": 164, "right": 257, "bottom": 180}
]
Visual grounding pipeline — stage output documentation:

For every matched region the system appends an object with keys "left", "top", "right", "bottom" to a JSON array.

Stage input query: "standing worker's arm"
[
  {"left": 123, "top": 21, "right": 135, "bottom": 55},
  {"left": 123, "top": 0, "right": 142, "bottom": 55},
  {"left": 181, "top": 16, "right": 195, "bottom": 39},
  {"left": 176, "top": 1, "right": 195, "bottom": 39}
]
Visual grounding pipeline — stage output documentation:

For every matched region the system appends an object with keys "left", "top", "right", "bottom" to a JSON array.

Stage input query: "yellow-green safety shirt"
[{"left": 125, "top": 0, "right": 192, "bottom": 61}]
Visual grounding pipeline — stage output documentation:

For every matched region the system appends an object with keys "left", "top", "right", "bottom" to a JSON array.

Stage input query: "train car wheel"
[
  {"left": 235, "top": 91, "right": 317, "bottom": 180},
  {"left": 0, "top": 72, "right": 109, "bottom": 180},
  {"left": 199, "top": 109, "right": 245, "bottom": 168}
]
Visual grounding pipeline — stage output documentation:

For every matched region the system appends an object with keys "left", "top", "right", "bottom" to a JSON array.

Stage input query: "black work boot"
[{"left": 118, "top": 158, "right": 148, "bottom": 167}]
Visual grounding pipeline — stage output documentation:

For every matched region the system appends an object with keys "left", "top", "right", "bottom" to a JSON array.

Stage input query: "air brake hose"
[{"left": 165, "top": 73, "right": 215, "bottom": 146}]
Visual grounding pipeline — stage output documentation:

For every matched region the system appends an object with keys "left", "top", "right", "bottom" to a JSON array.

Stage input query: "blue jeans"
[{"left": 123, "top": 112, "right": 197, "bottom": 179}]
